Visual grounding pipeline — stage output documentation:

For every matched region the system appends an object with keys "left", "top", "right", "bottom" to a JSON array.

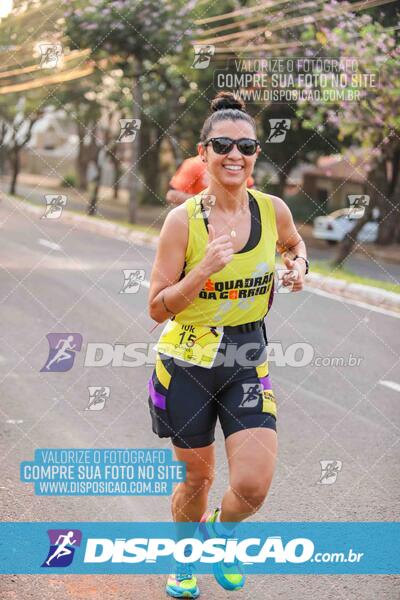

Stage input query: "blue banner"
[{"left": 0, "top": 522, "right": 398, "bottom": 574}]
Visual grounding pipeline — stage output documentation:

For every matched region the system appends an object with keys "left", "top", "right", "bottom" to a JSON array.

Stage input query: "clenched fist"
[{"left": 200, "top": 224, "right": 234, "bottom": 277}]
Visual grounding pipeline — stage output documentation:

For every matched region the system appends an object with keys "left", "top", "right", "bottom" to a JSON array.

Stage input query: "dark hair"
[{"left": 200, "top": 91, "right": 256, "bottom": 142}]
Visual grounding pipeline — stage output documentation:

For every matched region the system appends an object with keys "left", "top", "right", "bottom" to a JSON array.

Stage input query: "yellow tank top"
[{"left": 175, "top": 189, "right": 277, "bottom": 326}]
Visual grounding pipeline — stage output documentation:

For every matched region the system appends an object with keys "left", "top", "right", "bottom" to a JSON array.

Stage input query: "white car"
[{"left": 313, "top": 208, "right": 379, "bottom": 244}]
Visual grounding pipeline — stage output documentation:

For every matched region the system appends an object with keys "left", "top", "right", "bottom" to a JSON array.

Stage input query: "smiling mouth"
[{"left": 223, "top": 165, "right": 244, "bottom": 172}]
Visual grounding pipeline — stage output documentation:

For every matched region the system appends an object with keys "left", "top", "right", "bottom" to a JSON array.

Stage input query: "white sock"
[{"left": 215, "top": 508, "right": 236, "bottom": 536}]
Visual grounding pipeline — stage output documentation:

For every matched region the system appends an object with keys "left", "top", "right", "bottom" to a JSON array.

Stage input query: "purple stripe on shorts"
[
  {"left": 148, "top": 377, "right": 166, "bottom": 410},
  {"left": 259, "top": 375, "right": 272, "bottom": 390}
]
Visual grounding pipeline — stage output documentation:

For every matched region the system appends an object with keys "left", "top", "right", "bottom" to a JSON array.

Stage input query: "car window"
[{"left": 331, "top": 209, "right": 349, "bottom": 219}]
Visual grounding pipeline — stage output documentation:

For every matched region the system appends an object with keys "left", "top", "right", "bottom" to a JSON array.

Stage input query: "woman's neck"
[{"left": 205, "top": 182, "right": 248, "bottom": 213}]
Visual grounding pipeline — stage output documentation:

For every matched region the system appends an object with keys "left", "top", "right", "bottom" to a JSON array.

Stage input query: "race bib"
[{"left": 155, "top": 320, "right": 223, "bottom": 368}]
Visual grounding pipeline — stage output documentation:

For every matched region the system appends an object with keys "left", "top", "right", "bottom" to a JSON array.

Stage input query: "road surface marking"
[
  {"left": 273, "top": 374, "right": 389, "bottom": 431},
  {"left": 38, "top": 238, "right": 61, "bottom": 251},
  {"left": 305, "top": 286, "right": 400, "bottom": 319},
  {"left": 379, "top": 380, "right": 400, "bottom": 393}
]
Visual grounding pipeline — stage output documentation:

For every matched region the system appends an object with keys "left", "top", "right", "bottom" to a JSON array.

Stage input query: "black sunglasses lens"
[
  {"left": 237, "top": 139, "right": 258, "bottom": 155},
  {"left": 212, "top": 138, "right": 234, "bottom": 154}
]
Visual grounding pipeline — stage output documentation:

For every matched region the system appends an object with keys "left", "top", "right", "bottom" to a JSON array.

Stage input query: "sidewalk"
[{"left": 0, "top": 173, "right": 167, "bottom": 231}]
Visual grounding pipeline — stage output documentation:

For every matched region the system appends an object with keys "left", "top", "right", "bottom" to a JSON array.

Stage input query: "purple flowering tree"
[{"left": 297, "top": 5, "right": 399, "bottom": 260}]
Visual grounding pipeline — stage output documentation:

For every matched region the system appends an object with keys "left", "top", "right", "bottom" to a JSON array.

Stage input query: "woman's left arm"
[{"left": 271, "top": 195, "right": 308, "bottom": 292}]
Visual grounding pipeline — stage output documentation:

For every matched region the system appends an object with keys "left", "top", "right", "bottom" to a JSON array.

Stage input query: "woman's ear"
[{"left": 198, "top": 141, "right": 206, "bottom": 162}]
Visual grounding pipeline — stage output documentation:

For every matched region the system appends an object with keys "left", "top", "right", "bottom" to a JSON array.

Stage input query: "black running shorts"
[{"left": 148, "top": 327, "right": 277, "bottom": 449}]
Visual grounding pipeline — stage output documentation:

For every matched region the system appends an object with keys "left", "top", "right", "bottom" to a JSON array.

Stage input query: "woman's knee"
[
  {"left": 173, "top": 442, "right": 216, "bottom": 494},
  {"left": 185, "top": 471, "right": 215, "bottom": 493},
  {"left": 230, "top": 478, "right": 271, "bottom": 509}
]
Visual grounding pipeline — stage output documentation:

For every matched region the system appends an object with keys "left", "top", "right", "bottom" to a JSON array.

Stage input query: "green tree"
[{"left": 63, "top": 0, "right": 196, "bottom": 222}]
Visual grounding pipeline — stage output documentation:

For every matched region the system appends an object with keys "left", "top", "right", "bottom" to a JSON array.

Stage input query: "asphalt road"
[
  {"left": 0, "top": 196, "right": 399, "bottom": 599},
  {"left": 2, "top": 178, "right": 400, "bottom": 284}
]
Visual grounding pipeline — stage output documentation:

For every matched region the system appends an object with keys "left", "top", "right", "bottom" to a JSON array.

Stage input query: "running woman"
[{"left": 148, "top": 92, "right": 308, "bottom": 598}]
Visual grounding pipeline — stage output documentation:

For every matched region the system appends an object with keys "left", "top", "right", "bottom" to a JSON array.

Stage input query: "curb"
[
  {"left": 7, "top": 195, "right": 400, "bottom": 313},
  {"left": 7, "top": 195, "right": 158, "bottom": 249},
  {"left": 305, "top": 272, "right": 400, "bottom": 313}
]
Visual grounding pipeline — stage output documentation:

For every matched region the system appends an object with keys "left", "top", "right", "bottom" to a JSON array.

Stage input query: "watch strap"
[{"left": 293, "top": 255, "right": 309, "bottom": 275}]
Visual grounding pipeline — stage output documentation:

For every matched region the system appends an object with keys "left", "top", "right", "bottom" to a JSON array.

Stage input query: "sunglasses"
[{"left": 203, "top": 137, "right": 260, "bottom": 156}]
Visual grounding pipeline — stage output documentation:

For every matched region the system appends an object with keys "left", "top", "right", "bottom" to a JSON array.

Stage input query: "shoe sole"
[
  {"left": 199, "top": 515, "right": 245, "bottom": 592},
  {"left": 165, "top": 585, "right": 200, "bottom": 598}
]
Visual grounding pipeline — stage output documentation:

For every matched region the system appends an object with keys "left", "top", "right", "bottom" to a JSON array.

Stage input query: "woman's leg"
[
  {"left": 171, "top": 442, "right": 216, "bottom": 523},
  {"left": 220, "top": 428, "right": 277, "bottom": 522}
]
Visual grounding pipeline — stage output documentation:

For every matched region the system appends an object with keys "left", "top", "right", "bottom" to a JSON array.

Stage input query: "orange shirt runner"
[{"left": 170, "top": 155, "right": 254, "bottom": 195}]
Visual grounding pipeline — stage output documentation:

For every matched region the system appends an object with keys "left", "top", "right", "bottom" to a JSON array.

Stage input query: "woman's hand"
[
  {"left": 281, "top": 255, "right": 306, "bottom": 292},
  {"left": 200, "top": 224, "right": 234, "bottom": 277}
]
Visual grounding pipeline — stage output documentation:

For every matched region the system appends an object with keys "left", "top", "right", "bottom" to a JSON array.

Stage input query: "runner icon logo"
[
  {"left": 85, "top": 386, "right": 110, "bottom": 411},
  {"left": 266, "top": 119, "right": 291, "bottom": 143},
  {"left": 41, "top": 529, "right": 82, "bottom": 568},
  {"left": 239, "top": 383, "right": 263, "bottom": 408},
  {"left": 191, "top": 45, "right": 215, "bottom": 69},
  {"left": 119, "top": 269, "right": 145, "bottom": 294},
  {"left": 41, "top": 333, "right": 83, "bottom": 372},
  {"left": 118, "top": 119, "right": 141, "bottom": 143},
  {"left": 42, "top": 194, "right": 67, "bottom": 219},
  {"left": 318, "top": 460, "right": 343, "bottom": 485}
]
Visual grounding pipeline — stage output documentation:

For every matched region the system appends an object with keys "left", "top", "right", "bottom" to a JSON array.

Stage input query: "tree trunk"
[
  {"left": 77, "top": 156, "right": 88, "bottom": 190},
  {"left": 276, "top": 171, "right": 288, "bottom": 199},
  {"left": 76, "top": 124, "right": 98, "bottom": 190},
  {"left": 112, "top": 159, "right": 122, "bottom": 200},
  {"left": 128, "top": 59, "right": 142, "bottom": 223},
  {"left": 87, "top": 161, "right": 102, "bottom": 216},
  {"left": 376, "top": 151, "right": 400, "bottom": 245},
  {"left": 107, "top": 144, "right": 122, "bottom": 201},
  {"left": 9, "top": 150, "right": 20, "bottom": 195},
  {"left": 333, "top": 209, "right": 371, "bottom": 267},
  {"left": 333, "top": 163, "right": 381, "bottom": 266},
  {"left": 141, "top": 124, "right": 162, "bottom": 204},
  {"left": 0, "top": 121, "right": 8, "bottom": 177}
]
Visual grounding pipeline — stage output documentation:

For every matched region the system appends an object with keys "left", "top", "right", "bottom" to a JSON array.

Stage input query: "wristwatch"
[{"left": 293, "top": 255, "right": 309, "bottom": 275}]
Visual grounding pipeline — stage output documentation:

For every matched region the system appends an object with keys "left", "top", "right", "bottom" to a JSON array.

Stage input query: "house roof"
[{"left": 304, "top": 150, "right": 370, "bottom": 183}]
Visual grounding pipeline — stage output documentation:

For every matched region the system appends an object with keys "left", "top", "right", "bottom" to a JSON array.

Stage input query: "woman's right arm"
[{"left": 148, "top": 205, "right": 234, "bottom": 323}]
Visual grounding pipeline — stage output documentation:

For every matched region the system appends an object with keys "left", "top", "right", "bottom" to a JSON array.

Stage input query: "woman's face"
[{"left": 198, "top": 119, "right": 260, "bottom": 188}]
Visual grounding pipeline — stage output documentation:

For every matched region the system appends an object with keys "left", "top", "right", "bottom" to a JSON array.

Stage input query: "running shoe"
[
  {"left": 199, "top": 507, "right": 245, "bottom": 591},
  {"left": 166, "top": 561, "right": 200, "bottom": 598}
]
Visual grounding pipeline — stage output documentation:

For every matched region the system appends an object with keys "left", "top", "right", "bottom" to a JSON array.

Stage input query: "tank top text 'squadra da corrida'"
[{"left": 175, "top": 188, "right": 278, "bottom": 327}]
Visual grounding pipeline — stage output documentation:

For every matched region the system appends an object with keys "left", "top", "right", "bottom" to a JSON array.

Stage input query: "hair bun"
[{"left": 210, "top": 91, "right": 246, "bottom": 113}]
